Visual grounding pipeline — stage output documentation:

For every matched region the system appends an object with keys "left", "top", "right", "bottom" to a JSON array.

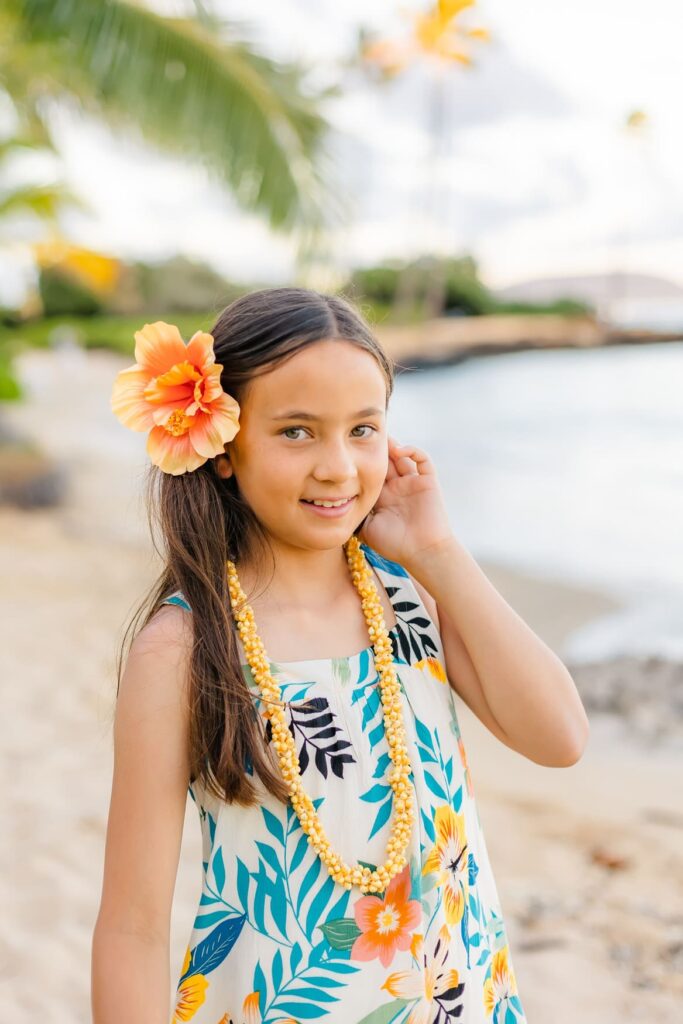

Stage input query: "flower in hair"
[{"left": 110, "top": 321, "right": 240, "bottom": 475}]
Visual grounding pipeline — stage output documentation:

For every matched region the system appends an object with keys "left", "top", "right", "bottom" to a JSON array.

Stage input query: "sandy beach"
[{"left": 1, "top": 349, "right": 681, "bottom": 1022}]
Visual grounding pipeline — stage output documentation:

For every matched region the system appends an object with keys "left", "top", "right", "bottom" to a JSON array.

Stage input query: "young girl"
[{"left": 92, "top": 287, "right": 589, "bottom": 1024}]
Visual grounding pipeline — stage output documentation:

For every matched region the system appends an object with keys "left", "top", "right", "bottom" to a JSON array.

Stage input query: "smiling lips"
[{"left": 300, "top": 496, "right": 357, "bottom": 515}]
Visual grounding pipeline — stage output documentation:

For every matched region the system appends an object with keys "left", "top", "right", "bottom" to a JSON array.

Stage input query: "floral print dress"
[{"left": 162, "top": 543, "right": 526, "bottom": 1024}]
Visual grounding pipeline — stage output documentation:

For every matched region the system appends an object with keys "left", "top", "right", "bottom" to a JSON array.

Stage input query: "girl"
[{"left": 92, "top": 287, "right": 589, "bottom": 1024}]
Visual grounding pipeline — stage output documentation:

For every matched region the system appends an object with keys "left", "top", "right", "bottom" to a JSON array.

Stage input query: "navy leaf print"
[{"left": 180, "top": 914, "right": 246, "bottom": 983}]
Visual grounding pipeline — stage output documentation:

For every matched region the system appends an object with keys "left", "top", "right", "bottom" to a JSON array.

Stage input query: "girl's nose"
[{"left": 312, "top": 441, "right": 357, "bottom": 481}]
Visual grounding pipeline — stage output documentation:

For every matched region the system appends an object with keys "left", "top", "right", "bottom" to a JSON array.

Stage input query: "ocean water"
[{"left": 389, "top": 340, "right": 683, "bottom": 662}]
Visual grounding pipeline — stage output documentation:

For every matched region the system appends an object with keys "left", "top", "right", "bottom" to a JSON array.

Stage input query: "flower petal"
[
  {"left": 354, "top": 894, "right": 382, "bottom": 931},
  {"left": 382, "top": 968, "right": 424, "bottom": 999},
  {"left": 188, "top": 399, "right": 240, "bottom": 459},
  {"left": 147, "top": 425, "right": 207, "bottom": 475},
  {"left": 172, "top": 972, "right": 209, "bottom": 1022},
  {"left": 134, "top": 321, "right": 187, "bottom": 376},
  {"left": 185, "top": 330, "right": 217, "bottom": 371},
  {"left": 111, "top": 366, "right": 155, "bottom": 431}
]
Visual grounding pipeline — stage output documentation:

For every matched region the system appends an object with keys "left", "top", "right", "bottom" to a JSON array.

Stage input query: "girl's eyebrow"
[{"left": 270, "top": 407, "right": 384, "bottom": 421}]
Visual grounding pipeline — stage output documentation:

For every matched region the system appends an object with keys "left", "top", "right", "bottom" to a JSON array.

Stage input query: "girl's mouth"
[{"left": 300, "top": 497, "right": 356, "bottom": 518}]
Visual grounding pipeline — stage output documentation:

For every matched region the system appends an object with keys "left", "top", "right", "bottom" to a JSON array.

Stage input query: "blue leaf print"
[
  {"left": 181, "top": 914, "right": 246, "bottom": 982},
  {"left": 270, "top": 874, "right": 290, "bottom": 939},
  {"left": 253, "top": 867, "right": 268, "bottom": 931},
  {"left": 372, "top": 752, "right": 391, "bottom": 778},
  {"left": 207, "top": 811, "right": 216, "bottom": 845},
  {"left": 273, "top": 1000, "right": 331, "bottom": 1019},
  {"left": 193, "top": 909, "right": 230, "bottom": 928},
  {"left": 319, "top": 961, "right": 360, "bottom": 974},
  {"left": 305, "top": 974, "right": 346, "bottom": 988},
  {"left": 253, "top": 959, "right": 268, "bottom": 1015},
  {"left": 414, "top": 717, "right": 434, "bottom": 750},
  {"left": 290, "top": 941, "right": 303, "bottom": 974},
  {"left": 296, "top": 856, "right": 322, "bottom": 915},
  {"left": 262, "top": 806, "right": 285, "bottom": 845},
  {"left": 423, "top": 771, "right": 448, "bottom": 801},
  {"left": 360, "top": 782, "right": 390, "bottom": 803},
  {"left": 290, "top": 832, "right": 310, "bottom": 873},
  {"left": 367, "top": 721, "right": 385, "bottom": 748},
  {"left": 212, "top": 846, "right": 225, "bottom": 894},
  {"left": 469, "top": 891, "right": 480, "bottom": 921},
  {"left": 506, "top": 1007, "right": 517, "bottom": 1024},
  {"left": 256, "top": 840, "right": 284, "bottom": 877},
  {"left": 306, "top": 874, "right": 336, "bottom": 939},
  {"left": 236, "top": 857, "right": 250, "bottom": 911},
  {"left": 272, "top": 948, "right": 283, "bottom": 993},
  {"left": 421, "top": 807, "right": 436, "bottom": 842},
  {"left": 453, "top": 784, "right": 463, "bottom": 812},
  {"left": 361, "top": 543, "right": 408, "bottom": 577},
  {"left": 199, "top": 892, "right": 219, "bottom": 906},
  {"left": 417, "top": 743, "right": 438, "bottom": 764},
  {"left": 287, "top": 986, "right": 340, "bottom": 1003},
  {"left": 361, "top": 688, "right": 381, "bottom": 729},
  {"left": 468, "top": 851, "right": 480, "bottom": 886},
  {"left": 368, "top": 795, "right": 393, "bottom": 839},
  {"left": 445, "top": 755, "right": 454, "bottom": 784},
  {"left": 325, "top": 888, "right": 351, "bottom": 923},
  {"left": 477, "top": 949, "right": 490, "bottom": 966}
]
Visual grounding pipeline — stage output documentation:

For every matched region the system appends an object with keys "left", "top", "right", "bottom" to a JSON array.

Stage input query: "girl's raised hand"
[{"left": 356, "top": 437, "right": 454, "bottom": 570}]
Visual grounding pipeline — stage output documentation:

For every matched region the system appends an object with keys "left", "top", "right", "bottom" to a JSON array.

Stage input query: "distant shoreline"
[{"left": 375, "top": 313, "right": 683, "bottom": 367}]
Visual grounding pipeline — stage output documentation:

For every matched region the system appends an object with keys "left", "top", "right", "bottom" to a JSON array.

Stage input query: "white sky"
[{"left": 2, "top": 0, "right": 682, "bottom": 303}]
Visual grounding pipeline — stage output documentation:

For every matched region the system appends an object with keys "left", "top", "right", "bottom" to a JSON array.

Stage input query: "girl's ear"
[{"left": 214, "top": 452, "right": 233, "bottom": 480}]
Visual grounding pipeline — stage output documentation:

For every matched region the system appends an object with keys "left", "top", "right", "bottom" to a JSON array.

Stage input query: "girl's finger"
[{"left": 391, "top": 444, "right": 435, "bottom": 476}]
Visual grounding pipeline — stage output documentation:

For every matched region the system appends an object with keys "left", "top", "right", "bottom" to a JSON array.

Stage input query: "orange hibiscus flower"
[
  {"left": 351, "top": 863, "right": 422, "bottom": 968},
  {"left": 110, "top": 321, "right": 240, "bottom": 475}
]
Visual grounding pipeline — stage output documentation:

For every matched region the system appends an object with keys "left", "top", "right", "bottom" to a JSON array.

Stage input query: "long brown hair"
[{"left": 115, "top": 287, "right": 395, "bottom": 806}]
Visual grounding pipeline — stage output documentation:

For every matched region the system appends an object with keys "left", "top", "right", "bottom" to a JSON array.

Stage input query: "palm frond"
[{"left": 5, "top": 0, "right": 346, "bottom": 233}]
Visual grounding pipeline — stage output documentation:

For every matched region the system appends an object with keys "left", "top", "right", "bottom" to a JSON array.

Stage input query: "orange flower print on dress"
[
  {"left": 483, "top": 945, "right": 519, "bottom": 1018},
  {"left": 381, "top": 925, "right": 465, "bottom": 1023},
  {"left": 422, "top": 805, "right": 469, "bottom": 926},
  {"left": 110, "top": 321, "right": 240, "bottom": 475},
  {"left": 173, "top": 946, "right": 209, "bottom": 1022},
  {"left": 414, "top": 657, "right": 448, "bottom": 683},
  {"left": 350, "top": 863, "right": 422, "bottom": 968},
  {"left": 458, "top": 736, "right": 475, "bottom": 798},
  {"left": 218, "top": 996, "right": 299, "bottom": 1024}
]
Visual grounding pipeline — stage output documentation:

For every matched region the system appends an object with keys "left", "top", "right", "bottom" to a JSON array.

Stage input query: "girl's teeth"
[{"left": 310, "top": 499, "right": 348, "bottom": 507}]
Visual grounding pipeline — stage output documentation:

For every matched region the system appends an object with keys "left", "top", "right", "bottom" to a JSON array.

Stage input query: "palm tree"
[{"left": 2, "top": 0, "right": 341, "bottom": 238}]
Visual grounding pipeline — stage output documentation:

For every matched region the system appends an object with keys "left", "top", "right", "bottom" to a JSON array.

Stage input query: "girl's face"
[{"left": 218, "top": 339, "right": 389, "bottom": 552}]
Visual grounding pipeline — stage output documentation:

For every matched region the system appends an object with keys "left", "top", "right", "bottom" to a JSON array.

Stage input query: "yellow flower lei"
[{"left": 226, "top": 533, "right": 415, "bottom": 894}]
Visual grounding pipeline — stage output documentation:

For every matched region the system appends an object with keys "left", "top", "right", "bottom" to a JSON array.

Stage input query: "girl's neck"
[{"left": 236, "top": 540, "right": 355, "bottom": 613}]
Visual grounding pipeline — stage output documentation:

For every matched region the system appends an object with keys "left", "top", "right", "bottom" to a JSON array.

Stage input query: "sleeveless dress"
[{"left": 163, "top": 542, "right": 527, "bottom": 1024}]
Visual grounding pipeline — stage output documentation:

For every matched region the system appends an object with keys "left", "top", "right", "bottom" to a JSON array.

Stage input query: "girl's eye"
[{"left": 280, "top": 424, "right": 377, "bottom": 440}]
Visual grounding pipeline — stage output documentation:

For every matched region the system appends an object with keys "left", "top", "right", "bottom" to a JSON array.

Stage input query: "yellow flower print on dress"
[
  {"left": 421, "top": 805, "right": 469, "bottom": 925},
  {"left": 414, "top": 656, "right": 448, "bottom": 683},
  {"left": 483, "top": 945, "right": 519, "bottom": 1018},
  {"left": 381, "top": 924, "right": 465, "bottom": 1023},
  {"left": 173, "top": 946, "right": 209, "bottom": 1022}
]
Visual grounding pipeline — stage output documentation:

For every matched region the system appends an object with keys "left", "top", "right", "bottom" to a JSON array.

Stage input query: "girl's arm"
[
  {"left": 91, "top": 605, "right": 193, "bottom": 1024},
  {"left": 407, "top": 537, "right": 590, "bottom": 768}
]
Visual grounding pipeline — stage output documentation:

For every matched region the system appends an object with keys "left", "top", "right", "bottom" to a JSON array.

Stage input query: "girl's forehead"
[{"left": 243, "top": 341, "right": 387, "bottom": 411}]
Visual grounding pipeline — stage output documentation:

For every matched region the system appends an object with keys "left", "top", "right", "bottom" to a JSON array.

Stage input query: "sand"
[{"left": 1, "top": 348, "right": 681, "bottom": 1022}]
